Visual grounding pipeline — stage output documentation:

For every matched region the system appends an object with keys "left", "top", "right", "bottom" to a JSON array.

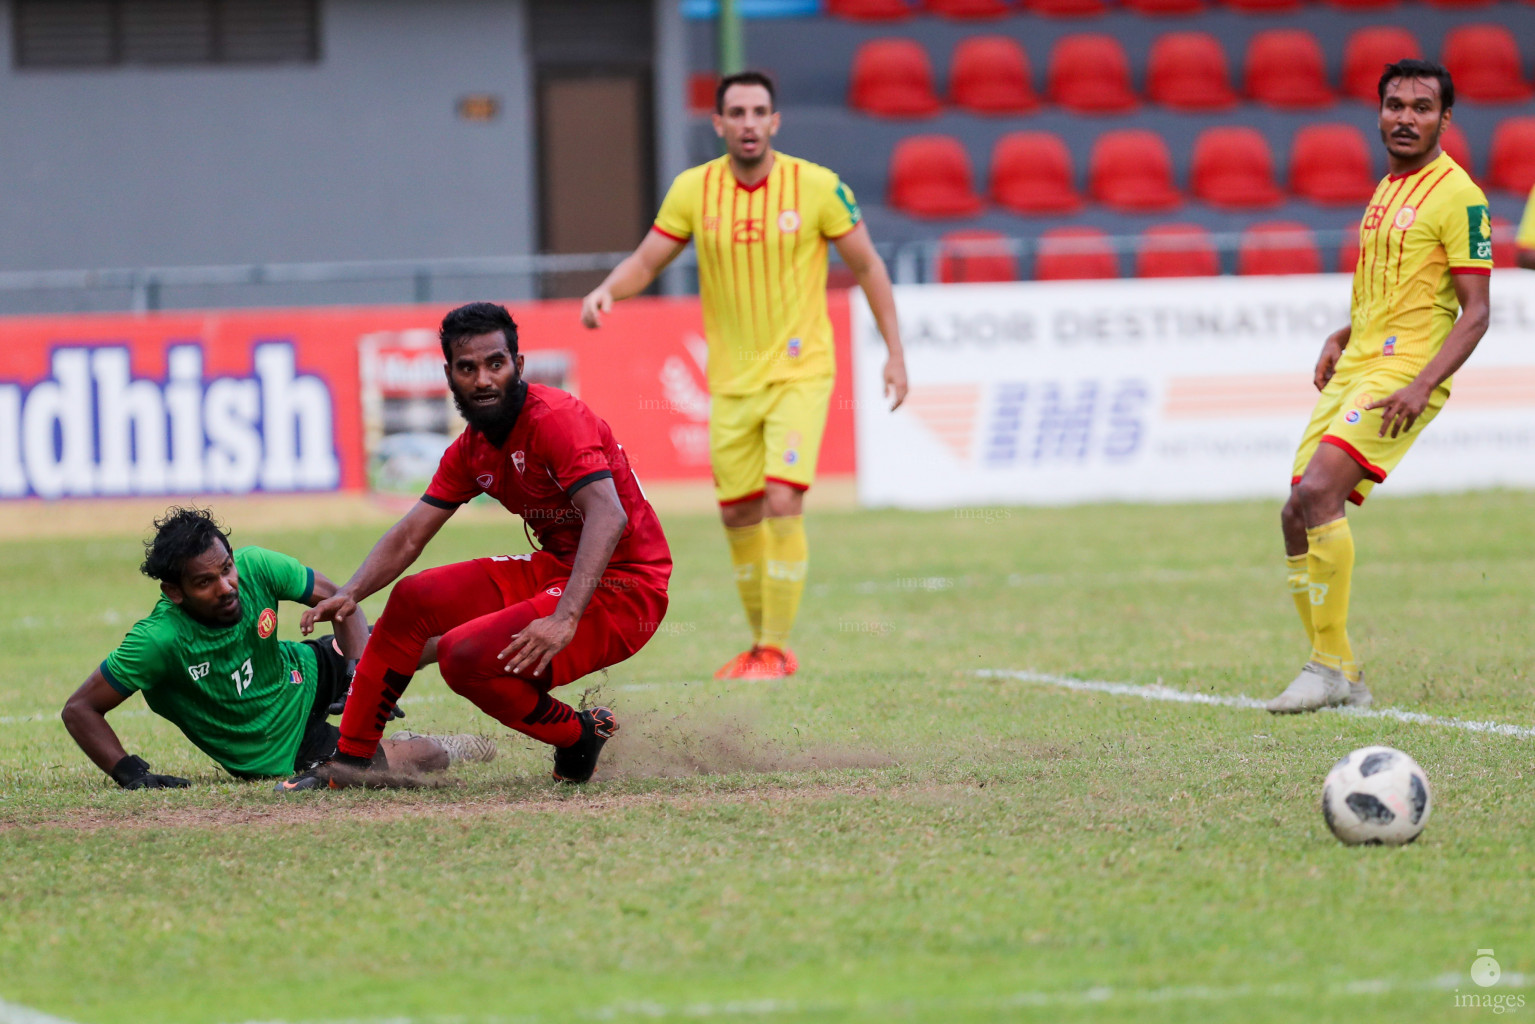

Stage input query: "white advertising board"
[{"left": 852, "top": 272, "right": 1535, "bottom": 508}]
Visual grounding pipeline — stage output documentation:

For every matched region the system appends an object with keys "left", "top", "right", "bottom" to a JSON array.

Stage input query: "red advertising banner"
[{"left": 0, "top": 295, "right": 855, "bottom": 499}]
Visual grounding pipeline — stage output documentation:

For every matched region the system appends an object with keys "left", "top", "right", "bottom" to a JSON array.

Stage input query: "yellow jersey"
[
  {"left": 1517, "top": 184, "right": 1535, "bottom": 250},
  {"left": 653, "top": 152, "right": 861, "bottom": 396},
  {"left": 1342, "top": 151, "right": 1492, "bottom": 379}
]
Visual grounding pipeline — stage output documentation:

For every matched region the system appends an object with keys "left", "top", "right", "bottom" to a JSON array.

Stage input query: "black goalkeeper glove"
[{"left": 110, "top": 754, "right": 191, "bottom": 790}]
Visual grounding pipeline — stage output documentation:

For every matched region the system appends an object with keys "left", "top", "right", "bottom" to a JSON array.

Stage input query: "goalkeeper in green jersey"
[{"left": 61, "top": 507, "right": 464, "bottom": 788}]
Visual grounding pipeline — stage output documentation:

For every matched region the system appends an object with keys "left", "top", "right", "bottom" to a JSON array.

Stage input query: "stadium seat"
[
  {"left": 1147, "top": 32, "right": 1237, "bottom": 111},
  {"left": 849, "top": 39, "right": 942, "bottom": 118},
  {"left": 949, "top": 36, "right": 1040, "bottom": 115},
  {"left": 1034, "top": 226, "right": 1119, "bottom": 280},
  {"left": 1337, "top": 221, "right": 1362, "bottom": 273},
  {"left": 1489, "top": 117, "right": 1535, "bottom": 194},
  {"left": 989, "top": 131, "right": 1083, "bottom": 213},
  {"left": 1048, "top": 35, "right": 1138, "bottom": 113},
  {"left": 1238, "top": 222, "right": 1322, "bottom": 275},
  {"left": 1343, "top": 28, "right": 1422, "bottom": 104},
  {"left": 1441, "top": 123, "right": 1473, "bottom": 176},
  {"left": 1135, "top": 223, "right": 1220, "bottom": 278},
  {"left": 1427, "top": 0, "right": 1493, "bottom": 9},
  {"left": 937, "top": 230, "right": 1019, "bottom": 282},
  {"left": 1125, "top": 0, "right": 1205, "bottom": 14},
  {"left": 1442, "top": 25, "right": 1534, "bottom": 103},
  {"left": 827, "top": 0, "right": 916, "bottom": 18},
  {"left": 1244, "top": 30, "right": 1334, "bottom": 109},
  {"left": 925, "top": 0, "right": 1013, "bottom": 16},
  {"left": 1290, "top": 124, "right": 1376, "bottom": 204},
  {"left": 1325, "top": 0, "right": 1398, "bottom": 10},
  {"left": 1089, "top": 129, "right": 1183, "bottom": 211},
  {"left": 1491, "top": 216, "right": 1516, "bottom": 268},
  {"left": 1190, "top": 126, "right": 1284, "bottom": 209},
  {"left": 1222, "top": 0, "right": 1302, "bottom": 15},
  {"left": 1022, "top": 0, "right": 1110, "bottom": 17},
  {"left": 888, "top": 135, "right": 986, "bottom": 217}
]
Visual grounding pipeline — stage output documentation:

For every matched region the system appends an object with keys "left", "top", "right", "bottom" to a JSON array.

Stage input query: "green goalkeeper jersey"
[{"left": 101, "top": 546, "right": 319, "bottom": 777}]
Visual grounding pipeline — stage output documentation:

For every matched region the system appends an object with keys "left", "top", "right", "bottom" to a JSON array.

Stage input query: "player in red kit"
[{"left": 279, "top": 302, "right": 671, "bottom": 790}]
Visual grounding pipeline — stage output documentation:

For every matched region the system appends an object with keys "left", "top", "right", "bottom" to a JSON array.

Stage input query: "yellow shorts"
[
  {"left": 1291, "top": 363, "right": 1449, "bottom": 505},
  {"left": 710, "top": 375, "right": 835, "bottom": 505}
]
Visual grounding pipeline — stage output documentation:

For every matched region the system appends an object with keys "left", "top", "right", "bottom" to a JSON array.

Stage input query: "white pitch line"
[
  {"left": 0, "top": 999, "right": 81, "bottom": 1024},
  {"left": 983, "top": 669, "right": 1535, "bottom": 739}
]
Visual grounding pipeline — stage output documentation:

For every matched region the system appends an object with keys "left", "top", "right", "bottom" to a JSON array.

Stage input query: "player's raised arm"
[
  {"left": 833, "top": 223, "right": 908, "bottom": 410},
  {"left": 500, "top": 477, "right": 628, "bottom": 679},
  {"left": 300, "top": 500, "right": 455, "bottom": 635},
  {"left": 581, "top": 231, "right": 687, "bottom": 329},
  {"left": 61, "top": 670, "right": 189, "bottom": 788},
  {"left": 308, "top": 569, "right": 369, "bottom": 659}
]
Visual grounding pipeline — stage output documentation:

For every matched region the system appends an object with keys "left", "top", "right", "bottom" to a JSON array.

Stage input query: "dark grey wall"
[{"left": 0, "top": 0, "right": 538, "bottom": 273}]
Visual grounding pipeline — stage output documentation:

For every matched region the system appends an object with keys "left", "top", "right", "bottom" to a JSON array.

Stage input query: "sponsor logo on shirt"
[
  {"left": 546, "top": 586, "right": 563, "bottom": 597},
  {"left": 784, "top": 449, "right": 799, "bottom": 465},
  {"left": 733, "top": 218, "right": 764, "bottom": 244},
  {"left": 1383, "top": 336, "right": 1396, "bottom": 357},
  {"left": 778, "top": 209, "right": 801, "bottom": 233},
  {"left": 1468, "top": 205, "right": 1492, "bottom": 261},
  {"left": 476, "top": 472, "right": 495, "bottom": 489},
  {"left": 1344, "top": 410, "right": 1361, "bottom": 424},
  {"left": 512, "top": 451, "right": 526, "bottom": 474},
  {"left": 257, "top": 607, "right": 277, "bottom": 638},
  {"left": 787, "top": 338, "right": 802, "bottom": 359},
  {"left": 1393, "top": 206, "right": 1417, "bottom": 230},
  {"left": 290, "top": 669, "right": 303, "bottom": 686},
  {"left": 188, "top": 661, "right": 210, "bottom": 680},
  {"left": 1363, "top": 204, "right": 1386, "bottom": 231}
]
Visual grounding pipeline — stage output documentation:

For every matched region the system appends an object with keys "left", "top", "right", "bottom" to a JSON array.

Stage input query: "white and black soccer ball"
[{"left": 1321, "top": 746, "right": 1432, "bottom": 846}]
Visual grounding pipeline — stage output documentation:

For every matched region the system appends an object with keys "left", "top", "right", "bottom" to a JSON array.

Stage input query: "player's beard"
[
  {"left": 451, "top": 376, "right": 523, "bottom": 445},
  {"left": 1383, "top": 121, "right": 1440, "bottom": 161}
]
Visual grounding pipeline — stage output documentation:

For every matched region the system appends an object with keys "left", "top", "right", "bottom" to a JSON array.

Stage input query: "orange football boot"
[{"left": 737, "top": 645, "right": 797, "bottom": 680}]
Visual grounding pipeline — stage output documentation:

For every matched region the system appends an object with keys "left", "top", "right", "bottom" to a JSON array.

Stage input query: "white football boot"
[
  {"left": 390, "top": 731, "right": 497, "bottom": 764},
  {"left": 1266, "top": 661, "right": 1351, "bottom": 713},
  {"left": 1345, "top": 669, "right": 1373, "bottom": 708}
]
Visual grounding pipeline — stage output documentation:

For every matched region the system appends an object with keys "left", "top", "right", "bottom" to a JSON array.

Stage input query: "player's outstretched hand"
[
  {"left": 111, "top": 754, "right": 191, "bottom": 791},
  {"left": 1313, "top": 333, "right": 1346, "bottom": 392},
  {"left": 884, "top": 355, "right": 909, "bottom": 411},
  {"left": 580, "top": 287, "right": 613, "bottom": 329},
  {"left": 1367, "top": 382, "right": 1431, "bottom": 438},
  {"left": 301, "top": 594, "right": 357, "bottom": 636},
  {"left": 499, "top": 615, "right": 578, "bottom": 680}
]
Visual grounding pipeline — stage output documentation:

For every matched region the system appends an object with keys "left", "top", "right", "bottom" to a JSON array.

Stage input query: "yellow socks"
[
  {"left": 1305, "top": 518, "right": 1359, "bottom": 681},
  {"left": 725, "top": 521, "right": 766, "bottom": 644},
  {"left": 1286, "top": 553, "right": 1315, "bottom": 646},
  {"left": 760, "top": 515, "right": 808, "bottom": 650}
]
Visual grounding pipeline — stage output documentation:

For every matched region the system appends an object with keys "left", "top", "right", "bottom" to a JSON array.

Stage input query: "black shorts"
[{"left": 291, "top": 637, "right": 389, "bottom": 773}]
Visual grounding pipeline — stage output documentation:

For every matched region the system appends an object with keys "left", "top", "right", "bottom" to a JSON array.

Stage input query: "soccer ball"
[{"left": 1321, "top": 746, "right": 1432, "bottom": 846}]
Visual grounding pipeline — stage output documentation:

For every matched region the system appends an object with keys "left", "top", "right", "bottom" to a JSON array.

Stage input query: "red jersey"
[{"left": 422, "top": 383, "right": 671, "bottom": 586}]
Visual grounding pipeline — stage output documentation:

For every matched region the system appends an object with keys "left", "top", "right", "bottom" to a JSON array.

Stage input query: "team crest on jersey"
[
  {"left": 1344, "top": 410, "right": 1361, "bottom": 424},
  {"left": 256, "top": 608, "right": 277, "bottom": 638},
  {"left": 784, "top": 449, "right": 799, "bottom": 465},
  {"left": 787, "top": 337, "right": 802, "bottom": 358},
  {"left": 511, "top": 451, "right": 526, "bottom": 474},
  {"left": 778, "top": 209, "right": 801, "bottom": 233},
  {"left": 187, "top": 662, "right": 210, "bottom": 681},
  {"left": 477, "top": 473, "right": 495, "bottom": 490},
  {"left": 1383, "top": 336, "right": 1396, "bottom": 356},
  {"left": 1393, "top": 206, "right": 1417, "bottom": 230},
  {"left": 546, "top": 586, "right": 563, "bottom": 597}
]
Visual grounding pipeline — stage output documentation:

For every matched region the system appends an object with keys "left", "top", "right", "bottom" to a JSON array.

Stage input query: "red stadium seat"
[
  {"left": 1147, "top": 32, "right": 1237, "bottom": 111},
  {"left": 827, "top": 0, "right": 916, "bottom": 18},
  {"left": 1245, "top": 30, "right": 1334, "bottom": 109},
  {"left": 1222, "top": 0, "right": 1302, "bottom": 15},
  {"left": 949, "top": 36, "right": 1040, "bottom": 115},
  {"left": 1034, "top": 227, "right": 1119, "bottom": 280},
  {"left": 1190, "top": 126, "right": 1284, "bottom": 209},
  {"left": 1089, "top": 129, "right": 1183, "bottom": 211},
  {"left": 989, "top": 131, "right": 1083, "bottom": 214},
  {"left": 1343, "top": 28, "right": 1422, "bottom": 104},
  {"left": 1125, "top": 0, "right": 1205, "bottom": 14},
  {"left": 1489, "top": 116, "right": 1535, "bottom": 194},
  {"left": 1441, "top": 123, "right": 1473, "bottom": 176},
  {"left": 1325, "top": 0, "right": 1398, "bottom": 10},
  {"left": 1022, "top": 0, "right": 1109, "bottom": 17},
  {"left": 1427, "top": 0, "right": 1493, "bottom": 9},
  {"left": 1491, "top": 216, "right": 1516, "bottom": 268},
  {"left": 1442, "top": 25, "right": 1534, "bottom": 103},
  {"left": 1135, "top": 223, "right": 1220, "bottom": 278},
  {"left": 1238, "top": 222, "right": 1322, "bottom": 275},
  {"left": 1337, "top": 221, "right": 1362, "bottom": 273},
  {"left": 1048, "top": 35, "right": 1138, "bottom": 113},
  {"left": 925, "top": 0, "right": 1013, "bottom": 16},
  {"left": 849, "top": 39, "right": 942, "bottom": 118},
  {"left": 938, "top": 230, "right": 1019, "bottom": 282},
  {"left": 888, "top": 135, "right": 985, "bottom": 217},
  {"left": 1290, "top": 124, "right": 1377, "bottom": 204}
]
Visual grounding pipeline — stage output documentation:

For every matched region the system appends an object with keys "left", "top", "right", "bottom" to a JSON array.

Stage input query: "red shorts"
[{"left": 430, "top": 551, "right": 668, "bottom": 690}]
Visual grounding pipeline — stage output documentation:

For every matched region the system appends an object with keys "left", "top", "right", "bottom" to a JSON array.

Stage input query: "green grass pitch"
[{"left": 1, "top": 492, "right": 1532, "bottom": 1023}]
